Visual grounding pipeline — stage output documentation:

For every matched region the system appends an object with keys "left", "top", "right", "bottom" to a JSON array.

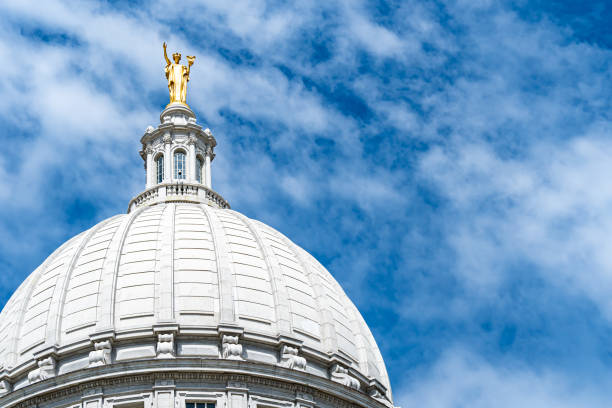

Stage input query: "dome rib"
[
  {"left": 358, "top": 311, "right": 391, "bottom": 392},
  {"left": 269, "top": 224, "right": 340, "bottom": 356},
  {"left": 94, "top": 208, "right": 142, "bottom": 332},
  {"left": 156, "top": 203, "right": 177, "bottom": 322},
  {"left": 6, "top": 271, "right": 40, "bottom": 367},
  {"left": 114, "top": 205, "right": 165, "bottom": 329},
  {"left": 13, "top": 231, "right": 87, "bottom": 365},
  {"left": 51, "top": 216, "right": 120, "bottom": 348},
  {"left": 346, "top": 302, "right": 371, "bottom": 377},
  {"left": 0, "top": 276, "right": 29, "bottom": 367},
  {"left": 230, "top": 211, "right": 293, "bottom": 336},
  {"left": 199, "top": 204, "right": 236, "bottom": 324}
]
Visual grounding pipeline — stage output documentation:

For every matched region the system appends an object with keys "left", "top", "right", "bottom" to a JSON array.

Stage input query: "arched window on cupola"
[
  {"left": 155, "top": 154, "right": 164, "bottom": 184},
  {"left": 174, "top": 150, "right": 186, "bottom": 180},
  {"left": 196, "top": 155, "right": 203, "bottom": 184}
]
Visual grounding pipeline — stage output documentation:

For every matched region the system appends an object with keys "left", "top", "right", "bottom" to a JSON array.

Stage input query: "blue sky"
[{"left": 1, "top": 0, "right": 612, "bottom": 406}]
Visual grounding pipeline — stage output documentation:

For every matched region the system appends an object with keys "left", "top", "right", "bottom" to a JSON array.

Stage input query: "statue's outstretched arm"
[
  {"left": 163, "top": 42, "right": 171, "bottom": 66},
  {"left": 186, "top": 56, "right": 196, "bottom": 75}
]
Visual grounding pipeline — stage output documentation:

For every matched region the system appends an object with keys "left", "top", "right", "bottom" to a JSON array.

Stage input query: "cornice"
[{"left": 0, "top": 359, "right": 390, "bottom": 408}]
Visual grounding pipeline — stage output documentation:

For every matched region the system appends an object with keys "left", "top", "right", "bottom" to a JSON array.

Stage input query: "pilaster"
[
  {"left": 154, "top": 379, "right": 175, "bottom": 408},
  {"left": 226, "top": 381, "right": 248, "bottom": 408}
]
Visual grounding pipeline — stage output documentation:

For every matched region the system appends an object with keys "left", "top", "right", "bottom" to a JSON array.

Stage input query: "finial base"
[{"left": 160, "top": 102, "right": 196, "bottom": 124}]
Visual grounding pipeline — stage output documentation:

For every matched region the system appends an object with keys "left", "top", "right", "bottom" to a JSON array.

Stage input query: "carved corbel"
[
  {"left": 27, "top": 356, "right": 56, "bottom": 384},
  {"left": 89, "top": 339, "right": 112, "bottom": 367},
  {"left": 279, "top": 345, "right": 307, "bottom": 371},
  {"left": 369, "top": 388, "right": 390, "bottom": 404},
  {"left": 367, "top": 378, "right": 390, "bottom": 405},
  {"left": 330, "top": 363, "right": 360, "bottom": 390},
  {"left": 162, "top": 133, "right": 173, "bottom": 144},
  {"left": 187, "top": 135, "right": 197, "bottom": 145},
  {"left": 204, "top": 145, "right": 216, "bottom": 162},
  {"left": 221, "top": 335, "right": 243, "bottom": 360},
  {"left": 156, "top": 333, "right": 175, "bottom": 358}
]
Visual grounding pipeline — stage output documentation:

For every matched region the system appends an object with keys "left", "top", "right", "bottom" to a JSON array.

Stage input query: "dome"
[
  {"left": 0, "top": 202, "right": 392, "bottom": 405},
  {"left": 0, "top": 64, "right": 393, "bottom": 407}
]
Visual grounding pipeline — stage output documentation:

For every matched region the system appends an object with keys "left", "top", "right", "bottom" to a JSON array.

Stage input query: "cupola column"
[
  {"left": 187, "top": 136, "right": 196, "bottom": 183},
  {"left": 145, "top": 147, "right": 154, "bottom": 188},
  {"left": 205, "top": 145, "right": 213, "bottom": 188},
  {"left": 163, "top": 134, "right": 172, "bottom": 183}
]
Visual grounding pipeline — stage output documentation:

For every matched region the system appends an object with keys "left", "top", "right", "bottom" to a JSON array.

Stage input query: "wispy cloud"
[{"left": 1, "top": 0, "right": 612, "bottom": 405}]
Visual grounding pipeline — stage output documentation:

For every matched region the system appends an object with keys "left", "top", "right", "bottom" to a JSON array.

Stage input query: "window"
[
  {"left": 174, "top": 151, "right": 186, "bottom": 179},
  {"left": 186, "top": 404, "right": 215, "bottom": 408},
  {"left": 156, "top": 155, "right": 164, "bottom": 183},
  {"left": 196, "top": 156, "right": 203, "bottom": 183}
]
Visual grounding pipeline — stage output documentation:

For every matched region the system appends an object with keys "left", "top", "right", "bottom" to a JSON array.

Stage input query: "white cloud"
[{"left": 398, "top": 348, "right": 610, "bottom": 408}]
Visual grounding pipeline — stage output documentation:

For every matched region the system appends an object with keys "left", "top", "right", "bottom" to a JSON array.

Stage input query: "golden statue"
[{"left": 163, "top": 42, "right": 195, "bottom": 106}]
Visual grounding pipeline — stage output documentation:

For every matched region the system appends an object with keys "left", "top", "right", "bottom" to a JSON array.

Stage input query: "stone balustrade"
[{"left": 128, "top": 182, "right": 230, "bottom": 212}]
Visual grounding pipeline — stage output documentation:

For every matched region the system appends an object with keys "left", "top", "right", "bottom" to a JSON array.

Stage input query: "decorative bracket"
[
  {"left": 279, "top": 345, "right": 307, "bottom": 371},
  {"left": 156, "top": 333, "right": 175, "bottom": 358},
  {"left": 221, "top": 335, "right": 243, "bottom": 360},
  {"left": 367, "top": 378, "right": 390, "bottom": 405},
  {"left": 330, "top": 363, "right": 360, "bottom": 390},
  {"left": 27, "top": 356, "right": 56, "bottom": 384},
  {"left": 89, "top": 339, "right": 112, "bottom": 367}
]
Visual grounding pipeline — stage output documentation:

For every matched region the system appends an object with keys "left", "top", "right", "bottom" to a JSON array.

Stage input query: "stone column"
[
  {"left": 187, "top": 135, "right": 196, "bottom": 183},
  {"left": 163, "top": 134, "right": 172, "bottom": 183},
  {"left": 205, "top": 145, "right": 213, "bottom": 188},
  {"left": 145, "top": 147, "right": 154, "bottom": 188}
]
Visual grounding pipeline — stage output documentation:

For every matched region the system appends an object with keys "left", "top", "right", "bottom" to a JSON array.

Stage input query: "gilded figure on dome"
[{"left": 163, "top": 42, "right": 195, "bottom": 106}]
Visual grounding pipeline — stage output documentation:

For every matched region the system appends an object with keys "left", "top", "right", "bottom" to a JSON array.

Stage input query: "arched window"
[
  {"left": 174, "top": 151, "right": 186, "bottom": 180},
  {"left": 156, "top": 154, "right": 164, "bottom": 184},
  {"left": 196, "top": 156, "right": 203, "bottom": 183}
]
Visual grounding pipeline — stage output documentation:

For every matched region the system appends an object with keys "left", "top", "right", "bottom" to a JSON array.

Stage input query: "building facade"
[{"left": 0, "top": 87, "right": 394, "bottom": 408}]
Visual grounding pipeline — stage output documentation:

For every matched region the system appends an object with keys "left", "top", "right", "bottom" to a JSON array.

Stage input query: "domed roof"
[{"left": 0, "top": 202, "right": 390, "bottom": 394}]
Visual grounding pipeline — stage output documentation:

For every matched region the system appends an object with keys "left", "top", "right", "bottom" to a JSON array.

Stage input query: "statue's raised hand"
[{"left": 187, "top": 56, "right": 196, "bottom": 66}]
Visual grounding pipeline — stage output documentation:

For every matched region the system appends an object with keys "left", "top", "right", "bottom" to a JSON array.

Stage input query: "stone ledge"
[{"left": 0, "top": 359, "right": 392, "bottom": 408}]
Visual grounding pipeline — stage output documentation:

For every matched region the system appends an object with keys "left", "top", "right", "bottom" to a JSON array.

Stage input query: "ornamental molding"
[
  {"left": 2, "top": 364, "right": 388, "bottom": 408},
  {"left": 248, "top": 394, "right": 293, "bottom": 408}
]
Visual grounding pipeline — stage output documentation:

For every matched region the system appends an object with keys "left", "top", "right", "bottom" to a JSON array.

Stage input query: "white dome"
[{"left": 0, "top": 202, "right": 390, "bottom": 395}]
